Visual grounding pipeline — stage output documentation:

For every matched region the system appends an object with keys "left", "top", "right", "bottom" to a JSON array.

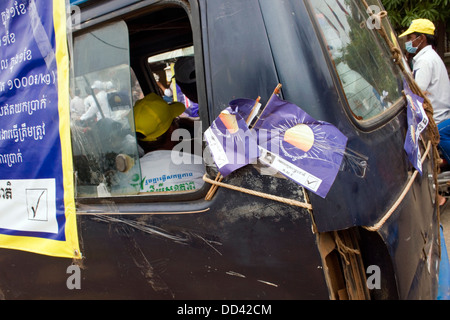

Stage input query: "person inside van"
[
  {"left": 174, "top": 56, "right": 199, "bottom": 118},
  {"left": 154, "top": 72, "right": 174, "bottom": 103},
  {"left": 133, "top": 93, "right": 204, "bottom": 193},
  {"left": 70, "top": 87, "right": 85, "bottom": 121},
  {"left": 80, "top": 80, "right": 112, "bottom": 122}
]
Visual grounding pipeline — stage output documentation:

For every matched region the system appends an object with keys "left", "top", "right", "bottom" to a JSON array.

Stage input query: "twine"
[
  {"left": 363, "top": 140, "right": 432, "bottom": 232},
  {"left": 202, "top": 174, "right": 313, "bottom": 210},
  {"left": 334, "top": 231, "right": 361, "bottom": 265}
]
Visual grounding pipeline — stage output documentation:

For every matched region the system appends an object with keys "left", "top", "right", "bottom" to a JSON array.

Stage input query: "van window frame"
[
  {"left": 304, "top": 0, "right": 406, "bottom": 132},
  {"left": 71, "top": 0, "right": 210, "bottom": 210}
]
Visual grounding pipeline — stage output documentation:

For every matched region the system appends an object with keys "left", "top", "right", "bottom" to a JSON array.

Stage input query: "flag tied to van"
[
  {"left": 205, "top": 94, "right": 348, "bottom": 198},
  {"left": 0, "top": 0, "right": 81, "bottom": 258},
  {"left": 403, "top": 80, "right": 428, "bottom": 175},
  {"left": 204, "top": 99, "right": 260, "bottom": 177}
]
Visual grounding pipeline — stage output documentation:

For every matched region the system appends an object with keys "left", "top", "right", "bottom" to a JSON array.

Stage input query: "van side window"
[
  {"left": 70, "top": 7, "right": 205, "bottom": 199},
  {"left": 310, "top": 0, "right": 403, "bottom": 121}
]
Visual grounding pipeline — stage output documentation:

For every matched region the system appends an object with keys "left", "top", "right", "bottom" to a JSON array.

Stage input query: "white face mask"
[{"left": 405, "top": 36, "right": 424, "bottom": 54}]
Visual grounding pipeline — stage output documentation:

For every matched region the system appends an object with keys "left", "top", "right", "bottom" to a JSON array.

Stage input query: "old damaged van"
[{"left": 0, "top": 0, "right": 444, "bottom": 300}]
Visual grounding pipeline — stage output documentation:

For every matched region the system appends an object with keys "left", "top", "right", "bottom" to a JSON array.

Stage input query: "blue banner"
[{"left": 0, "top": 0, "right": 80, "bottom": 258}]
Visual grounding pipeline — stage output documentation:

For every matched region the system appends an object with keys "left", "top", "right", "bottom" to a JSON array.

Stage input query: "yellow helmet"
[{"left": 134, "top": 93, "right": 185, "bottom": 141}]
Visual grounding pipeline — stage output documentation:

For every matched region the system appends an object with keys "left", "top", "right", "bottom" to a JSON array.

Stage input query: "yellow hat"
[
  {"left": 399, "top": 19, "right": 435, "bottom": 38},
  {"left": 134, "top": 93, "right": 185, "bottom": 141}
]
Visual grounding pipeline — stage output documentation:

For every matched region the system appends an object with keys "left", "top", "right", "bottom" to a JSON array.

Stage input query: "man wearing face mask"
[{"left": 400, "top": 19, "right": 450, "bottom": 172}]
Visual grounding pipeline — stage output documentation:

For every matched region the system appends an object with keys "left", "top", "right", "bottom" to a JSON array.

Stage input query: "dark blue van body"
[{"left": 0, "top": 0, "right": 441, "bottom": 300}]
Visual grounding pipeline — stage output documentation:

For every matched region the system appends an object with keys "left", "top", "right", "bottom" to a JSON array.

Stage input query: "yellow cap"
[
  {"left": 134, "top": 93, "right": 185, "bottom": 141},
  {"left": 399, "top": 18, "right": 435, "bottom": 38}
]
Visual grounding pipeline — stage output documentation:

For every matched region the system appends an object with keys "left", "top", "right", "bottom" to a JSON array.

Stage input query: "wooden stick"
[
  {"left": 245, "top": 96, "right": 261, "bottom": 125},
  {"left": 251, "top": 83, "right": 282, "bottom": 130},
  {"left": 204, "top": 172, "right": 223, "bottom": 200},
  {"left": 205, "top": 95, "right": 263, "bottom": 201}
]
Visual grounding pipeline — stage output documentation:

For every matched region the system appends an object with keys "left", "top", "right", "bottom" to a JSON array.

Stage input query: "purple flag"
[
  {"left": 253, "top": 95, "right": 348, "bottom": 198},
  {"left": 204, "top": 105, "right": 259, "bottom": 177},
  {"left": 228, "top": 98, "right": 262, "bottom": 125},
  {"left": 403, "top": 81, "right": 428, "bottom": 175}
]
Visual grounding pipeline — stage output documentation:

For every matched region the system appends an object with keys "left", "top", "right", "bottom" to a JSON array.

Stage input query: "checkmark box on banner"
[{"left": 26, "top": 189, "right": 48, "bottom": 221}]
